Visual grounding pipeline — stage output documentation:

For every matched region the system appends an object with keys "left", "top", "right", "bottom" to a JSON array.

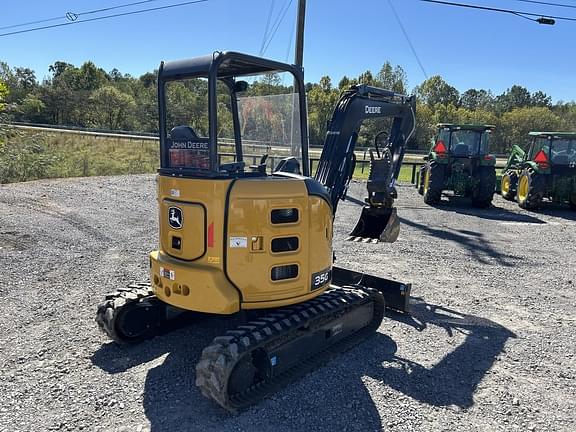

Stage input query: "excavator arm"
[{"left": 314, "top": 84, "right": 416, "bottom": 242}]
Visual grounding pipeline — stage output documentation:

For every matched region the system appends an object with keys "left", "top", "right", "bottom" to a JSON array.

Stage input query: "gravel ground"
[{"left": 0, "top": 175, "right": 575, "bottom": 432}]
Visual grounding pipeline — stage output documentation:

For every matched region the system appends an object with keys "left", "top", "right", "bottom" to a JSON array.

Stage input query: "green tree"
[
  {"left": 531, "top": 90, "right": 552, "bottom": 108},
  {"left": 89, "top": 86, "right": 136, "bottom": 129},
  {"left": 413, "top": 102, "right": 435, "bottom": 150},
  {"left": 496, "top": 85, "right": 532, "bottom": 112},
  {"left": 78, "top": 61, "right": 107, "bottom": 91},
  {"left": 48, "top": 61, "right": 74, "bottom": 79},
  {"left": 306, "top": 76, "right": 339, "bottom": 146},
  {"left": 460, "top": 89, "right": 494, "bottom": 111},
  {"left": 376, "top": 61, "right": 407, "bottom": 94},
  {"left": 553, "top": 102, "right": 576, "bottom": 131},
  {"left": 498, "top": 107, "right": 561, "bottom": 152},
  {"left": 357, "top": 70, "right": 376, "bottom": 85},
  {"left": 338, "top": 75, "right": 352, "bottom": 90},
  {"left": 16, "top": 94, "right": 45, "bottom": 122},
  {"left": 0, "top": 81, "right": 8, "bottom": 111},
  {"left": 415, "top": 75, "right": 459, "bottom": 107}
]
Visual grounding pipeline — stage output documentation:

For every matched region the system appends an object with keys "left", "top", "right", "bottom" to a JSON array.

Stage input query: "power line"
[
  {"left": 285, "top": 8, "right": 296, "bottom": 62},
  {"left": 0, "top": 0, "right": 164, "bottom": 31},
  {"left": 261, "top": 0, "right": 293, "bottom": 55},
  {"left": 259, "top": 0, "right": 276, "bottom": 56},
  {"left": 0, "top": 0, "right": 210, "bottom": 38},
  {"left": 419, "top": 0, "right": 576, "bottom": 21},
  {"left": 387, "top": 0, "right": 428, "bottom": 79},
  {"left": 261, "top": 0, "right": 294, "bottom": 55},
  {"left": 510, "top": 0, "right": 576, "bottom": 9}
]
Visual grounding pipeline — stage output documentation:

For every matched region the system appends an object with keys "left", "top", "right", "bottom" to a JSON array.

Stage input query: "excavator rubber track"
[
  {"left": 195, "top": 286, "right": 385, "bottom": 412},
  {"left": 95, "top": 282, "right": 168, "bottom": 344}
]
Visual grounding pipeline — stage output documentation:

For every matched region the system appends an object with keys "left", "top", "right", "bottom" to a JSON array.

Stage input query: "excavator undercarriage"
[{"left": 96, "top": 273, "right": 408, "bottom": 411}]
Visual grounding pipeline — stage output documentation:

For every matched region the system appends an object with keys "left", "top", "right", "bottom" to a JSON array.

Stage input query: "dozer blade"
[
  {"left": 347, "top": 206, "right": 400, "bottom": 243},
  {"left": 333, "top": 265, "right": 411, "bottom": 313}
]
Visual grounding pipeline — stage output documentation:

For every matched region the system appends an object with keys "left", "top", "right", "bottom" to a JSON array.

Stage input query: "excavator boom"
[{"left": 314, "top": 85, "right": 416, "bottom": 242}]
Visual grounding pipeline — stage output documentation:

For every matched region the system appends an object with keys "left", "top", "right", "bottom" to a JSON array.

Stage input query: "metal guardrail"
[
  {"left": 2, "top": 122, "right": 432, "bottom": 154},
  {"left": 5, "top": 122, "right": 507, "bottom": 185},
  {"left": 4, "top": 122, "right": 512, "bottom": 158}
]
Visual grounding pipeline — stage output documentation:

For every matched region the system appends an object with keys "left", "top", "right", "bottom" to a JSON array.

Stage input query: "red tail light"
[
  {"left": 208, "top": 222, "right": 214, "bottom": 247},
  {"left": 534, "top": 150, "right": 550, "bottom": 169},
  {"left": 434, "top": 140, "right": 447, "bottom": 153},
  {"left": 484, "top": 155, "right": 494, "bottom": 161}
]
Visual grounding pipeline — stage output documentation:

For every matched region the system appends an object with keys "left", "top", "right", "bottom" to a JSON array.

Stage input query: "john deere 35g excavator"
[{"left": 96, "top": 51, "right": 415, "bottom": 411}]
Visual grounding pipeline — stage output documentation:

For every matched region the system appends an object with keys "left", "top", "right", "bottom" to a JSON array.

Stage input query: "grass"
[
  {"left": 353, "top": 164, "right": 416, "bottom": 182},
  {"left": 0, "top": 128, "right": 422, "bottom": 184},
  {"left": 0, "top": 129, "right": 159, "bottom": 183}
]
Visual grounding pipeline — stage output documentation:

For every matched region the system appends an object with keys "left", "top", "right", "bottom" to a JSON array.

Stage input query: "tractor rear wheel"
[
  {"left": 501, "top": 170, "right": 518, "bottom": 201},
  {"left": 517, "top": 170, "right": 544, "bottom": 209},
  {"left": 472, "top": 166, "right": 496, "bottom": 208},
  {"left": 423, "top": 162, "right": 445, "bottom": 205},
  {"left": 417, "top": 165, "right": 426, "bottom": 195}
]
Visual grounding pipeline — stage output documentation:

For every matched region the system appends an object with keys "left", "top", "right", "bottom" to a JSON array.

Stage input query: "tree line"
[{"left": 1, "top": 59, "right": 576, "bottom": 153}]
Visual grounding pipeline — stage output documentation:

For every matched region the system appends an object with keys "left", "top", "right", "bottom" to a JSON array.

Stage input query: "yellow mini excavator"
[{"left": 96, "top": 51, "right": 415, "bottom": 411}]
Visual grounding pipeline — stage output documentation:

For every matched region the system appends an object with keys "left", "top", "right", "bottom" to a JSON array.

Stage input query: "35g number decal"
[{"left": 311, "top": 268, "right": 332, "bottom": 290}]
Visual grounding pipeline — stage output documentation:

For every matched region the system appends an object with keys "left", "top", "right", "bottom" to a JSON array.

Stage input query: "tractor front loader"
[
  {"left": 500, "top": 132, "right": 576, "bottom": 209},
  {"left": 95, "top": 52, "right": 412, "bottom": 412},
  {"left": 500, "top": 145, "right": 526, "bottom": 200}
]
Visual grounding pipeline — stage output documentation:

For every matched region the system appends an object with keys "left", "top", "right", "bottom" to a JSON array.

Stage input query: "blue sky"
[{"left": 1, "top": 0, "right": 575, "bottom": 101}]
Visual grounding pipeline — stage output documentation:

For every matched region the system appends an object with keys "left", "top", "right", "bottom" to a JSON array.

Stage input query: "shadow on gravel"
[
  {"left": 375, "top": 298, "right": 516, "bottom": 409},
  {"left": 526, "top": 205, "right": 576, "bottom": 222},
  {"left": 91, "top": 315, "right": 235, "bottom": 431},
  {"left": 345, "top": 194, "right": 546, "bottom": 224},
  {"left": 399, "top": 217, "right": 521, "bottom": 267},
  {"left": 432, "top": 200, "right": 546, "bottom": 224},
  {"left": 90, "top": 299, "right": 515, "bottom": 431}
]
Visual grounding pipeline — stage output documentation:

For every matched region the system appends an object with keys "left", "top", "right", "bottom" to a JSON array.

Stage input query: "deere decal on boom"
[{"left": 95, "top": 52, "right": 412, "bottom": 412}]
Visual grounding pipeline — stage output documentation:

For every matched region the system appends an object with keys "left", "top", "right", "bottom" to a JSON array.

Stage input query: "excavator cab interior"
[{"left": 159, "top": 51, "right": 309, "bottom": 178}]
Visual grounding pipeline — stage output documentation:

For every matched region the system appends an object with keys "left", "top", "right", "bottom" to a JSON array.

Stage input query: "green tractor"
[
  {"left": 500, "top": 132, "right": 576, "bottom": 210},
  {"left": 418, "top": 124, "right": 496, "bottom": 208}
]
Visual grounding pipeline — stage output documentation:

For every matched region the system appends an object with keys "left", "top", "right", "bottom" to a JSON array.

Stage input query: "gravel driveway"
[{"left": 0, "top": 175, "right": 574, "bottom": 432}]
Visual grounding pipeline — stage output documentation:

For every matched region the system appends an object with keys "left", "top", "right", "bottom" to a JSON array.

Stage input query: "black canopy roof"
[{"left": 158, "top": 51, "right": 303, "bottom": 81}]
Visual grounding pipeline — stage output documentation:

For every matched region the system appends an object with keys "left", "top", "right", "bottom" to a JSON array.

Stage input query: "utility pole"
[
  {"left": 294, "top": 0, "right": 306, "bottom": 67},
  {"left": 291, "top": 0, "right": 306, "bottom": 159}
]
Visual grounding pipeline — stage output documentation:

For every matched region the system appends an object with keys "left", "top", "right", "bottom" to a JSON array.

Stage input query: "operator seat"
[
  {"left": 170, "top": 125, "right": 199, "bottom": 140},
  {"left": 274, "top": 157, "right": 301, "bottom": 175},
  {"left": 452, "top": 143, "right": 470, "bottom": 157}
]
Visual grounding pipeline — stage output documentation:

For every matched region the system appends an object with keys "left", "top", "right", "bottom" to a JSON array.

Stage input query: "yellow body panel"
[
  {"left": 160, "top": 200, "right": 205, "bottom": 260},
  {"left": 149, "top": 174, "right": 333, "bottom": 314},
  {"left": 150, "top": 250, "right": 240, "bottom": 314}
]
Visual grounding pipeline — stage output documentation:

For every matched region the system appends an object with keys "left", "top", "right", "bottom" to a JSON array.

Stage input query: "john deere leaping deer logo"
[{"left": 168, "top": 207, "right": 183, "bottom": 229}]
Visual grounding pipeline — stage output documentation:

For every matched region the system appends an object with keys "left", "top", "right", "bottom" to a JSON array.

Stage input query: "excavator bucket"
[{"left": 347, "top": 206, "right": 400, "bottom": 243}]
